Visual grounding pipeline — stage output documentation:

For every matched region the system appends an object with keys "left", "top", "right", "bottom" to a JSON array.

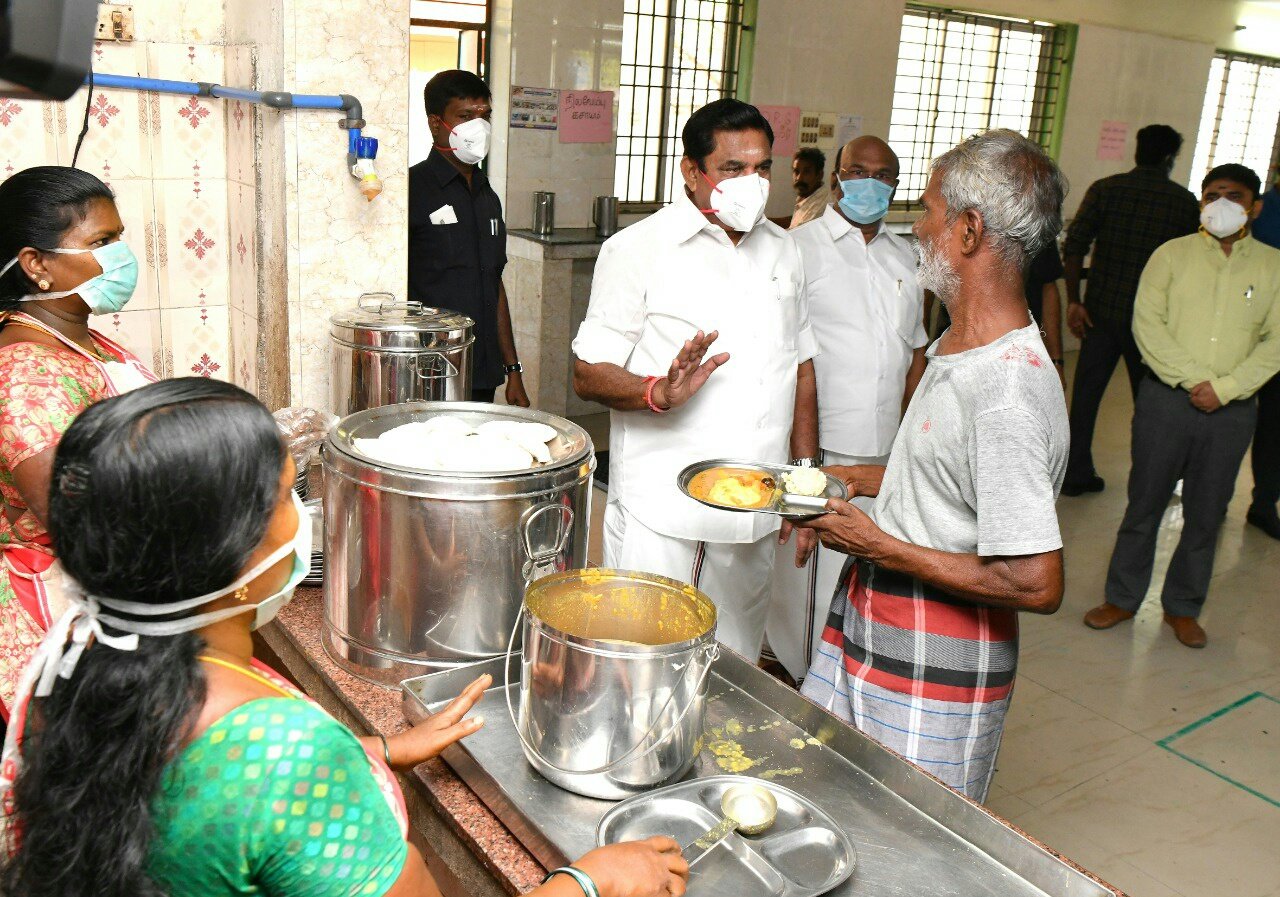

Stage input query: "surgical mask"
[
  {"left": 94, "top": 491, "right": 313, "bottom": 635},
  {"left": 1200, "top": 197, "right": 1250, "bottom": 239},
  {"left": 20, "top": 491, "right": 312, "bottom": 703},
  {"left": 699, "top": 170, "right": 769, "bottom": 233},
  {"left": 0, "top": 241, "right": 139, "bottom": 314},
  {"left": 838, "top": 177, "right": 894, "bottom": 225},
  {"left": 446, "top": 118, "right": 491, "bottom": 165}
]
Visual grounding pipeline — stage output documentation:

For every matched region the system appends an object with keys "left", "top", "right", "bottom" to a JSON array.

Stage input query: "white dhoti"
[
  {"left": 765, "top": 450, "right": 889, "bottom": 682},
  {"left": 602, "top": 500, "right": 777, "bottom": 659}
]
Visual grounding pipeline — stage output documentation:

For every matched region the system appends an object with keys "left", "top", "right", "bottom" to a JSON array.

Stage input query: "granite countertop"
[{"left": 269, "top": 588, "right": 545, "bottom": 895}]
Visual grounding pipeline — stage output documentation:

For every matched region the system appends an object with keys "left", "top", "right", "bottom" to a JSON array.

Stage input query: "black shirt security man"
[{"left": 408, "top": 70, "right": 529, "bottom": 406}]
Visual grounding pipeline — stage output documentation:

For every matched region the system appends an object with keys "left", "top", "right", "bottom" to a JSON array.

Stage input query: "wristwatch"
[
  {"left": 790, "top": 457, "right": 820, "bottom": 468},
  {"left": 504, "top": 362, "right": 523, "bottom": 375}
]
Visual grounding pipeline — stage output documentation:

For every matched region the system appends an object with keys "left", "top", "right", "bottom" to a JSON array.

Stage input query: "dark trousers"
[
  {"left": 1065, "top": 319, "right": 1146, "bottom": 484},
  {"left": 1105, "top": 377, "right": 1257, "bottom": 617},
  {"left": 1251, "top": 373, "right": 1280, "bottom": 510},
  {"left": 471, "top": 387, "right": 498, "bottom": 403}
]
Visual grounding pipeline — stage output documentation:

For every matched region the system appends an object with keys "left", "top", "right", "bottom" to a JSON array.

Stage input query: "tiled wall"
[{"left": 0, "top": 13, "right": 258, "bottom": 390}]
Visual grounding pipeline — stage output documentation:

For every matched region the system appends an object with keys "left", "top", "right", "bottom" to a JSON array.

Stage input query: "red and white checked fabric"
[{"left": 801, "top": 558, "right": 1017, "bottom": 801}]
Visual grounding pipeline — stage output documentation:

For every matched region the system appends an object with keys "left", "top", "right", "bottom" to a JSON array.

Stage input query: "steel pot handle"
[
  {"left": 503, "top": 613, "right": 720, "bottom": 779},
  {"left": 415, "top": 352, "right": 461, "bottom": 380},
  {"left": 358, "top": 291, "right": 425, "bottom": 315},
  {"left": 520, "top": 502, "right": 574, "bottom": 585}
]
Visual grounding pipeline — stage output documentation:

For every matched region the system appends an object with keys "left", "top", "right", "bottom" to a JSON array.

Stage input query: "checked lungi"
[{"left": 801, "top": 557, "right": 1018, "bottom": 802}]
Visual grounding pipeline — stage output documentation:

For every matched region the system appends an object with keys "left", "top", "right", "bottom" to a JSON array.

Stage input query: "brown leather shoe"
[
  {"left": 1083, "top": 603, "right": 1136, "bottom": 630},
  {"left": 1164, "top": 614, "right": 1207, "bottom": 648}
]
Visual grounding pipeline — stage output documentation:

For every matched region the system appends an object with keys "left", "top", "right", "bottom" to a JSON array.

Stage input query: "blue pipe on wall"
[{"left": 83, "top": 73, "right": 372, "bottom": 170}]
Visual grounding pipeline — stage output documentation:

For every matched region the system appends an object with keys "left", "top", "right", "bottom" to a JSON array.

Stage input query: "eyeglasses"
[{"left": 837, "top": 167, "right": 898, "bottom": 186}]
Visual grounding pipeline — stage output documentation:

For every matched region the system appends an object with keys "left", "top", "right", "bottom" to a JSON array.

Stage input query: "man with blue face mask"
[{"left": 763, "top": 136, "right": 929, "bottom": 684}]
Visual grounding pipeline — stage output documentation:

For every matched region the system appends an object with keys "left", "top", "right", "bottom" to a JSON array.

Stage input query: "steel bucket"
[{"left": 506, "top": 569, "right": 719, "bottom": 799}]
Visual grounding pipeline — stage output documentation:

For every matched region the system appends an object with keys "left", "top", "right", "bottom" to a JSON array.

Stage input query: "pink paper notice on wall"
[
  {"left": 1096, "top": 120, "right": 1129, "bottom": 161},
  {"left": 757, "top": 105, "right": 801, "bottom": 159},
  {"left": 559, "top": 91, "right": 614, "bottom": 143}
]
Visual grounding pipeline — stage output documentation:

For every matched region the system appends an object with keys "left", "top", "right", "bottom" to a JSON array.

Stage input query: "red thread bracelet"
[{"left": 644, "top": 376, "right": 670, "bottom": 413}]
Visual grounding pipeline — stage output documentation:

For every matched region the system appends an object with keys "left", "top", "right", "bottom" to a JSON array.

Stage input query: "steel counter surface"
[{"left": 404, "top": 651, "right": 1121, "bottom": 897}]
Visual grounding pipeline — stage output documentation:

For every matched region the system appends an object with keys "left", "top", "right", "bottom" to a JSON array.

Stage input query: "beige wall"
[
  {"left": 490, "top": 0, "right": 623, "bottom": 230},
  {"left": 277, "top": 0, "right": 412, "bottom": 411},
  {"left": 750, "top": 0, "right": 906, "bottom": 218},
  {"left": 1057, "top": 25, "right": 1216, "bottom": 218}
]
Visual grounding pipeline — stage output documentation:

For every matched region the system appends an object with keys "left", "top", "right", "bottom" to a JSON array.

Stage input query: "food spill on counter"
[{"left": 759, "top": 767, "right": 804, "bottom": 780}]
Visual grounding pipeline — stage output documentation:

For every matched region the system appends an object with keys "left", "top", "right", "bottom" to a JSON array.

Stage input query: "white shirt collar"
[{"left": 820, "top": 204, "right": 890, "bottom": 246}]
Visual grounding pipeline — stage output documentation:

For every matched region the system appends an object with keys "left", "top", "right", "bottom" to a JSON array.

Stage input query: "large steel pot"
[
  {"left": 508, "top": 569, "right": 719, "bottom": 799},
  {"left": 330, "top": 292, "right": 475, "bottom": 415},
  {"left": 323, "top": 401, "right": 594, "bottom": 686}
]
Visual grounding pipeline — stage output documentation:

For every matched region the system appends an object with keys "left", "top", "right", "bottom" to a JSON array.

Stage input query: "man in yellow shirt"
[{"left": 1085, "top": 164, "right": 1280, "bottom": 647}]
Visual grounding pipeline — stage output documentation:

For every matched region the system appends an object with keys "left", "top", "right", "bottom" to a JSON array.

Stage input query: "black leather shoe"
[
  {"left": 1061, "top": 475, "right": 1105, "bottom": 497},
  {"left": 1246, "top": 506, "right": 1280, "bottom": 540}
]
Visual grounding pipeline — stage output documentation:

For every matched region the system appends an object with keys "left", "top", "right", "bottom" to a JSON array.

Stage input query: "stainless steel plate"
[
  {"left": 677, "top": 459, "right": 847, "bottom": 519},
  {"left": 598, "top": 776, "right": 855, "bottom": 896}
]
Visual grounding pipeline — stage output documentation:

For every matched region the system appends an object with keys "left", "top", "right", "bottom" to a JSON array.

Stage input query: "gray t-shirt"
[{"left": 872, "top": 323, "right": 1068, "bottom": 556}]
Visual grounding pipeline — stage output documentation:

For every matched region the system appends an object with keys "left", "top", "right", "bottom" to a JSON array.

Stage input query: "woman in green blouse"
[{"left": 0, "top": 378, "right": 687, "bottom": 897}]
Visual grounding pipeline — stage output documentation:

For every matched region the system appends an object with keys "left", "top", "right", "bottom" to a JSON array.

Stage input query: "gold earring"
[
  {"left": 234, "top": 586, "right": 250, "bottom": 603},
  {"left": 37, "top": 279, "right": 50, "bottom": 291}
]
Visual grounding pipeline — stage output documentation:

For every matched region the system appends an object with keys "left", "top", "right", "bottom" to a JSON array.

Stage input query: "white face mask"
[
  {"left": 447, "top": 118, "right": 491, "bottom": 165},
  {"left": 700, "top": 170, "right": 769, "bottom": 232},
  {"left": 20, "top": 491, "right": 312, "bottom": 704},
  {"left": 1200, "top": 196, "right": 1251, "bottom": 239},
  {"left": 91, "top": 491, "right": 312, "bottom": 635}
]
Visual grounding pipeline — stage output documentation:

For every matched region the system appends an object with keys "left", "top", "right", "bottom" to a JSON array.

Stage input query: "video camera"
[{"left": 0, "top": 0, "right": 97, "bottom": 100}]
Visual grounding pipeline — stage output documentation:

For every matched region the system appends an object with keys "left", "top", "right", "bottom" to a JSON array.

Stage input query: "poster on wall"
[
  {"left": 757, "top": 104, "right": 801, "bottom": 159},
  {"left": 511, "top": 86, "right": 560, "bottom": 130},
  {"left": 1096, "top": 120, "right": 1129, "bottom": 161},
  {"left": 835, "top": 114, "right": 863, "bottom": 154},
  {"left": 560, "top": 90, "right": 614, "bottom": 143}
]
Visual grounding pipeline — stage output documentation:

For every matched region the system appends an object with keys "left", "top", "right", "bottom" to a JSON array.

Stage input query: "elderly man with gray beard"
[{"left": 795, "top": 130, "right": 1069, "bottom": 802}]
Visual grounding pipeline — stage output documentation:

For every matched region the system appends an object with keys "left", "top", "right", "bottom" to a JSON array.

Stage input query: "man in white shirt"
[
  {"left": 572, "top": 98, "right": 820, "bottom": 658},
  {"left": 766, "top": 136, "right": 929, "bottom": 683},
  {"left": 789, "top": 148, "right": 829, "bottom": 229}
]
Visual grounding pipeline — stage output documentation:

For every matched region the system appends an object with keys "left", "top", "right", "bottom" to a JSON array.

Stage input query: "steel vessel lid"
[
  {"left": 327, "top": 401, "right": 594, "bottom": 480},
  {"left": 330, "top": 293, "right": 474, "bottom": 351}
]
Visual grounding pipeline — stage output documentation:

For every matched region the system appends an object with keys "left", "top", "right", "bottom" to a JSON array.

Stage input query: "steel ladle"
[{"left": 681, "top": 782, "right": 778, "bottom": 868}]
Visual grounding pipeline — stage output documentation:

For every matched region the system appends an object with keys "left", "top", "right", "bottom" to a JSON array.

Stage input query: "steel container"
[
  {"left": 510, "top": 569, "right": 718, "bottom": 799},
  {"left": 323, "top": 401, "right": 594, "bottom": 687},
  {"left": 592, "top": 195, "right": 619, "bottom": 238},
  {"left": 330, "top": 293, "right": 475, "bottom": 416},
  {"left": 532, "top": 191, "right": 555, "bottom": 236}
]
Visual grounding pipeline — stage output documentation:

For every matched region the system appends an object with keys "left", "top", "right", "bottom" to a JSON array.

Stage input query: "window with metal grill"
[
  {"left": 615, "top": 0, "right": 747, "bottom": 209},
  {"left": 1189, "top": 51, "right": 1280, "bottom": 191},
  {"left": 888, "top": 5, "right": 1071, "bottom": 209}
]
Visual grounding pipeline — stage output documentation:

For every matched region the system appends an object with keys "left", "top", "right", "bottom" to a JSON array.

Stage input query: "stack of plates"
[{"left": 302, "top": 498, "right": 324, "bottom": 587}]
